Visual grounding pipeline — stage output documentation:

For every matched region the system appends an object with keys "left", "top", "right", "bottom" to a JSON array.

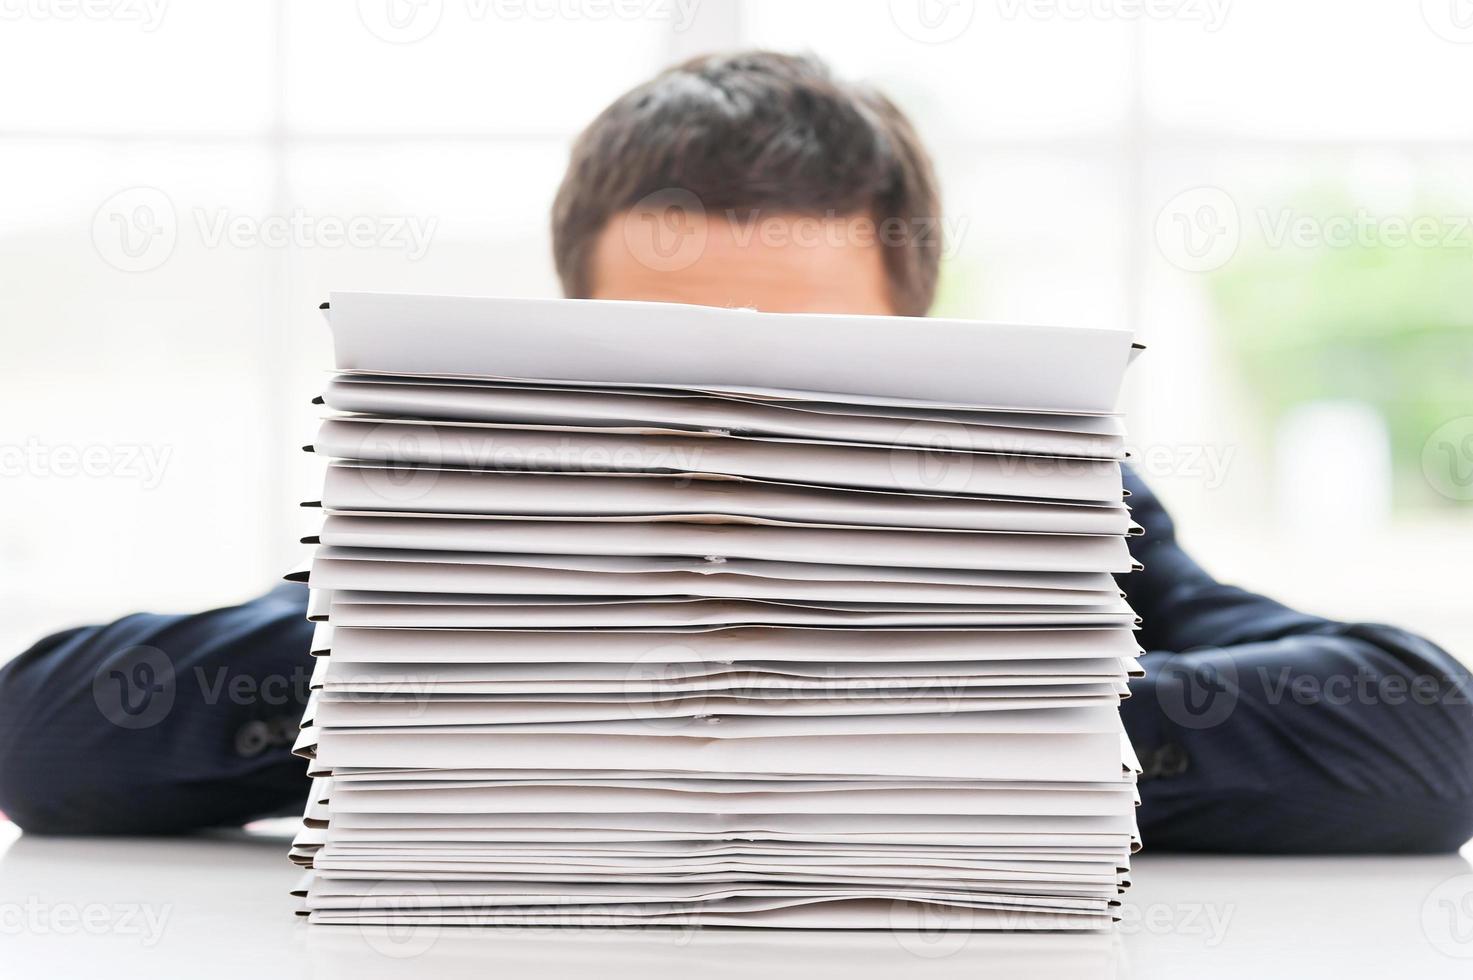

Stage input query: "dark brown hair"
[{"left": 551, "top": 50, "right": 942, "bottom": 316}]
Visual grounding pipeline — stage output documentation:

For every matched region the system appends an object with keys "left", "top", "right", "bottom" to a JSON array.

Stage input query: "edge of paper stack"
[{"left": 289, "top": 292, "right": 1145, "bottom": 930}]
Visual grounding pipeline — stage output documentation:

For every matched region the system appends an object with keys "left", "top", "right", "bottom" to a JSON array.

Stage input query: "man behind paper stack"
[{"left": 1, "top": 50, "right": 1471, "bottom": 855}]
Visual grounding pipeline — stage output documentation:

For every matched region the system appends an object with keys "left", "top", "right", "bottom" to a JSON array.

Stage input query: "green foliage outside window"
[{"left": 1209, "top": 188, "right": 1473, "bottom": 510}]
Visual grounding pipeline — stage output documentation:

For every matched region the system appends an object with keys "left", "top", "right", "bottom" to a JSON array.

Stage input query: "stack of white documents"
[{"left": 290, "top": 293, "right": 1144, "bottom": 929}]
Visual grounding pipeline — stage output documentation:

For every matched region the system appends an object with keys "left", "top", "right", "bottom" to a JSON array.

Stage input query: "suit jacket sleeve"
[
  {"left": 1119, "top": 467, "right": 1473, "bottom": 852},
  {"left": 0, "top": 582, "right": 313, "bottom": 834}
]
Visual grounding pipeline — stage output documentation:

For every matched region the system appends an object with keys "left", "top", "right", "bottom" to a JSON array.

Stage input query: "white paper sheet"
[
  {"left": 311, "top": 546, "right": 1121, "bottom": 589},
  {"left": 306, "top": 555, "right": 1121, "bottom": 606},
  {"left": 316, "top": 624, "right": 1143, "bottom": 664},
  {"left": 318, "top": 463, "right": 1139, "bottom": 534},
  {"left": 321, "top": 377, "right": 1127, "bottom": 458},
  {"left": 320, "top": 597, "right": 1138, "bottom": 630},
  {"left": 312, "top": 515, "right": 1138, "bottom": 573},
  {"left": 312, "top": 417, "right": 1126, "bottom": 502},
  {"left": 325, "top": 292, "right": 1136, "bottom": 414},
  {"left": 327, "top": 373, "right": 1129, "bottom": 431},
  {"left": 306, "top": 730, "right": 1127, "bottom": 783}
]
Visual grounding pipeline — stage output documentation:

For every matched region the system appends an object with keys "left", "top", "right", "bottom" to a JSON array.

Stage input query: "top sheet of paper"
[{"left": 325, "top": 293, "right": 1136, "bottom": 415}]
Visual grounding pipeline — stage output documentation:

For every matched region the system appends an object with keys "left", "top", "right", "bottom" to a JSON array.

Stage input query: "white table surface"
[{"left": 1, "top": 821, "right": 1470, "bottom": 979}]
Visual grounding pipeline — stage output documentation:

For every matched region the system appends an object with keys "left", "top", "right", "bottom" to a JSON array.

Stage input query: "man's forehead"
[{"left": 588, "top": 210, "right": 895, "bottom": 316}]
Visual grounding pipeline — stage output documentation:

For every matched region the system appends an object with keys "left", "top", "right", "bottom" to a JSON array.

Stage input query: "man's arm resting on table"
[
  {"left": 6, "top": 480, "right": 1471, "bottom": 851},
  {"left": 1119, "top": 469, "right": 1473, "bottom": 852},
  {"left": 0, "top": 583, "right": 313, "bottom": 834}
]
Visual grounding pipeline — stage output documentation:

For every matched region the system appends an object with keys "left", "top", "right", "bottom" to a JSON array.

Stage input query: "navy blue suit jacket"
[{"left": 2, "top": 470, "right": 1471, "bottom": 851}]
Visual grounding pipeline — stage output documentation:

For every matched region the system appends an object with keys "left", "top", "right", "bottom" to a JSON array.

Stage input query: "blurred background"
[{"left": 1, "top": 0, "right": 1470, "bottom": 659}]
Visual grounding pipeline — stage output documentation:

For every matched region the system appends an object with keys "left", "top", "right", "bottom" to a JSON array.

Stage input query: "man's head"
[{"left": 552, "top": 51, "right": 942, "bottom": 317}]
